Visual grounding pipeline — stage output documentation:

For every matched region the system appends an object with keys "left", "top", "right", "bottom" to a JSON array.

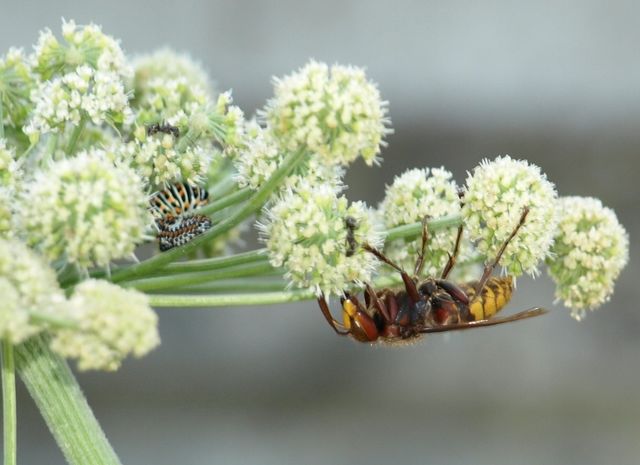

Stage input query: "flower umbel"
[
  {"left": 50, "top": 279, "right": 160, "bottom": 371},
  {"left": 260, "top": 182, "right": 382, "bottom": 296},
  {"left": 20, "top": 149, "right": 151, "bottom": 268},
  {"left": 463, "top": 155, "right": 558, "bottom": 276},
  {"left": 546, "top": 196, "right": 629, "bottom": 319},
  {"left": 378, "top": 167, "right": 469, "bottom": 277},
  {"left": 0, "top": 238, "right": 65, "bottom": 343},
  {"left": 263, "top": 60, "right": 390, "bottom": 166},
  {"left": 235, "top": 124, "right": 344, "bottom": 192}
]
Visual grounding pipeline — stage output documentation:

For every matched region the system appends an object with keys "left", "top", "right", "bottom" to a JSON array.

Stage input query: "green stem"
[
  {"left": 149, "top": 289, "right": 314, "bottom": 307},
  {"left": 209, "top": 176, "right": 239, "bottom": 198},
  {"left": 161, "top": 277, "right": 287, "bottom": 293},
  {"left": 15, "top": 335, "right": 121, "bottom": 465},
  {"left": 385, "top": 214, "right": 462, "bottom": 242},
  {"left": 160, "top": 248, "right": 268, "bottom": 274},
  {"left": 2, "top": 341, "right": 16, "bottom": 465},
  {"left": 0, "top": 99, "right": 4, "bottom": 139},
  {"left": 147, "top": 274, "right": 403, "bottom": 308},
  {"left": 110, "top": 147, "right": 308, "bottom": 283},
  {"left": 125, "top": 261, "right": 276, "bottom": 292},
  {"left": 65, "top": 118, "right": 86, "bottom": 155},
  {"left": 197, "top": 187, "right": 252, "bottom": 216}
]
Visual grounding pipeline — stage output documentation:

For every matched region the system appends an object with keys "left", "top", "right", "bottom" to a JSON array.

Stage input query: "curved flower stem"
[
  {"left": 160, "top": 277, "right": 288, "bottom": 293},
  {"left": 0, "top": 100, "right": 4, "bottom": 138},
  {"left": 65, "top": 117, "right": 86, "bottom": 155},
  {"left": 149, "top": 289, "right": 314, "bottom": 307},
  {"left": 385, "top": 214, "right": 462, "bottom": 242},
  {"left": 161, "top": 248, "right": 268, "bottom": 274},
  {"left": 124, "top": 261, "right": 277, "bottom": 292},
  {"left": 15, "top": 335, "right": 122, "bottom": 465},
  {"left": 197, "top": 187, "right": 252, "bottom": 216},
  {"left": 2, "top": 341, "right": 16, "bottom": 465},
  {"left": 109, "top": 147, "right": 308, "bottom": 283}
]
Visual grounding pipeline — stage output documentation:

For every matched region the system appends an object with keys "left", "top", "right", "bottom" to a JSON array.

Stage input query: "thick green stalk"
[
  {"left": 149, "top": 289, "right": 314, "bottom": 307},
  {"left": 197, "top": 187, "right": 252, "bottom": 216},
  {"left": 15, "top": 335, "right": 121, "bottom": 465},
  {"left": 0, "top": 99, "right": 4, "bottom": 138},
  {"left": 159, "top": 248, "right": 268, "bottom": 274},
  {"left": 385, "top": 214, "right": 462, "bottom": 242},
  {"left": 166, "top": 277, "right": 288, "bottom": 293},
  {"left": 125, "top": 261, "right": 276, "bottom": 292},
  {"left": 109, "top": 147, "right": 308, "bottom": 283},
  {"left": 2, "top": 341, "right": 16, "bottom": 465},
  {"left": 65, "top": 118, "right": 86, "bottom": 155}
]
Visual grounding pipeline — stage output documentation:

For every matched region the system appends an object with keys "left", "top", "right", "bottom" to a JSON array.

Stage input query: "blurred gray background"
[{"left": 2, "top": 1, "right": 639, "bottom": 464}]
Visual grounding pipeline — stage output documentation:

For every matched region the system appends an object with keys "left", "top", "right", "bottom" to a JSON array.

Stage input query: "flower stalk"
[
  {"left": 2, "top": 340, "right": 16, "bottom": 465},
  {"left": 15, "top": 335, "right": 122, "bottom": 465}
]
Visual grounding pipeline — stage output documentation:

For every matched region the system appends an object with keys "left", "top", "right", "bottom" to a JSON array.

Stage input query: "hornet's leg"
[
  {"left": 440, "top": 224, "right": 464, "bottom": 280},
  {"left": 413, "top": 215, "right": 430, "bottom": 277},
  {"left": 317, "top": 294, "right": 349, "bottom": 335},
  {"left": 363, "top": 243, "right": 421, "bottom": 304},
  {"left": 473, "top": 207, "right": 529, "bottom": 296}
]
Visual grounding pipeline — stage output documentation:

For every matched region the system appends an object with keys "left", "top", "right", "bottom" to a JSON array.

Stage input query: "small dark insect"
[
  {"left": 147, "top": 122, "right": 180, "bottom": 138},
  {"left": 317, "top": 208, "right": 547, "bottom": 343},
  {"left": 149, "top": 182, "right": 209, "bottom": 219},
  {"left": 156, "top": 214, "right": 213, "bottom": 252},
  {"left": 344, "top": 216, "right": 359, "bottom": 257}
]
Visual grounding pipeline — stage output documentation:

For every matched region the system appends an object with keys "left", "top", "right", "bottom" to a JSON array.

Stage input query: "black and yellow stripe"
[{"left": 464, "top": 276, "right": 514, "bottom": 321}]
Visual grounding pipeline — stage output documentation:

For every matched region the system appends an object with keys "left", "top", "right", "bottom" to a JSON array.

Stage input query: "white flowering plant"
[{"left": 0, "top": 20, "right": 629, "bottom": 465}]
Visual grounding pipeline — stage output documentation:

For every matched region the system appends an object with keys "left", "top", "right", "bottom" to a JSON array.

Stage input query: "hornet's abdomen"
[{"left": 463, "top": 276, "right": 514, "bottom": 321}]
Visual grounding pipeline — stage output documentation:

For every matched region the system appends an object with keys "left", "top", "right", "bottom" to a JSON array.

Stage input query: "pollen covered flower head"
[
  {"left": 235, "top": 124, "right": 343, "bottom": 191},
  {"left": 379, "top": 167, "right": 470, "bottom": 277},
  {"left": 20, "top": 149, "right": 151, "bottom": 268},
  {"left": 131, "top": 48, "right": 214, "bottom": 125},
  {"left": 33, "top": 19, "right": 129, "bottom": 79},
  {"left": 50, "top": 279, "right": 160, "bottom": 371},
  {"left": 26, "top": 20, "right": 133, "bottom": 142},
  {"left": 260, "top": 182, "right": 382, "bottom": 296},
  {"left": 462, "top": 155, "right": 558, "bottom": 276},
  {"left": 263, "top": 60, "right": 390, "bottom": 166},
  {"left": 546, "top": 196, "right": 629, "bottom": 320},
  {"left": 209, "top": 91, "right": 246, "bottom": 157},
  {"left": 0, "top": 48, "right": 36, "bottom": 128},
  {"left": 0, "top": 238, "right": 65, "bottom": 344},
  {"left": 119, "top": 131, "right": 211, "bottom": 188}
]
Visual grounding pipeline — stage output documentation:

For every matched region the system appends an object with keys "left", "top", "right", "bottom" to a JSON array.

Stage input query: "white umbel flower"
[
  {"left": 50, "top": 280, "right": 160, "bottom": 371},
  {"left": 20, "top": 149, "right": 151, "bottom": 268},
  {"left": 0, "top": 239, "right": 65, "bottom": 344},
  {"left": 379, "top": 167, "right": 469, "bottom": 277},
  {"left": 235, "top": 125, "right": 343, "bottom": 191},
  {"left": 263, "top": 60, "right": 390, "bottom": 166},
  {"left": 26, "top": 20, "right": 133, "bottom": 141},
  {"left": 463, "top": 155, "right": 558, "bottom": 276},
  {"left": 260, "top": 182, "right": 382, "bottom": 296},
  {"left": 547, "top": 196, "right": 629, "bottom": 319}
]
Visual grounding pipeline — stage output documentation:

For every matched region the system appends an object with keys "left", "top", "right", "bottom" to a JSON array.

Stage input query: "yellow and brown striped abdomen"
[{"left": 464, "top": 276, "right": 514, "bottom": 321}]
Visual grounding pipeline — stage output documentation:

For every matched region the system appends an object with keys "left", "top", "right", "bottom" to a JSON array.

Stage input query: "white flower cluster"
[
  {"left": 25, "top": 20, "right": 133, "bottom": 141},
  {"left": 25, "top": 65, "right": 132, "bottom": 139},
  {"left": 379, "top": 167, "right": 469, "bottom": 277},
  {"left": 260, "top": 183, "right": 382, "bottom": 296},
  {"left": 20, "top": 150, "right": 151, "bottom": 268},
  {"left": 0, "top": 48, "right": 35, "bottom": 128},
  {"left": 119, "top": 133, "right": 211, "bottom": 188},
  {"left": 50, "top": 280, "right": 160, "bottom": 371},
  {"left": 0, "top": 239, "right": 65, "bottom": 344},
  {"left": 463, "top": 155, "right": 558, "bottom": 276},
  {"left": 547, "top": 197, "right": 629, "bottom": 319},
  {"left": 0, "top": 139, "right": 20, "bottom": 238},
  {"left": 210, "top": 91, "right": 245, "bottom": 156},
  {"left": 131, "top": 48, "right": 214, "bottom": 125},
  {"left": 235, "top": 124, "right": 343, "bottom": 191},
  {"left": 263, "top": 60, "right": 390, "bottom": 166}
]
